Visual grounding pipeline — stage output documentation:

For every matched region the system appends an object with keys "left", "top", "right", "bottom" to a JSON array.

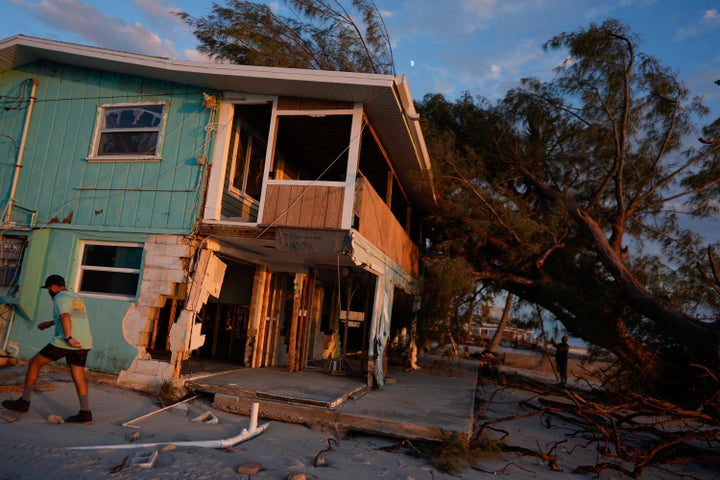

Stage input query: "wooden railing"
[
  {"left": 259, "top": 179, "right": 419, "bottom": 276},
  {"left": 354, "top": 178, "right": 419, "bottom": 276}
]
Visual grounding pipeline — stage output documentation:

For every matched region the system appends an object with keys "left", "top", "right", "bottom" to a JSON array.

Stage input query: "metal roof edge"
[
  {"left": 0, "top": 34, "right": 396, "bottom": 88},
  {"left": 393, "top": 75, "right": 437, "bottom": 208}
]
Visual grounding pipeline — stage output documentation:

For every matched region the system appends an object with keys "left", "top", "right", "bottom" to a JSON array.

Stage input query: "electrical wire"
[{"left": 255, "top": 120, "right": 368, "bottom": 239}]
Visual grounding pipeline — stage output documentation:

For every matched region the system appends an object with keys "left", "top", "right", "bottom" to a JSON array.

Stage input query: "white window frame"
[
  {"left": 76, "top": 241, "right": 144, "bottom": 300},
  {"left": 227, "top": 119, "right": 267, "bottom": 201},
  {"left": 87, "top": 102, "right": 167, "bottom": 162}
]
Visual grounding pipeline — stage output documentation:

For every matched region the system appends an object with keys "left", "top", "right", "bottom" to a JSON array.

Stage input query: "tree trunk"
[
  {"left": 518, "top": 165, "right": 720, "bottom": 373},
  {"left": 488, "top": 293, "right": 514, "bottom": 353}
]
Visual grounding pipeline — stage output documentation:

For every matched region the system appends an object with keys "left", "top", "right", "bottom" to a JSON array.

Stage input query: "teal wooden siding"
[
  {"left": 10, "top": 229, "right": 145, "bottom": 374},
  {"left": 0, "top": 61, "right": 213, "bottom": 232},
  {"left": 0, "top": 75, "right": 30, "bottom": 221}
]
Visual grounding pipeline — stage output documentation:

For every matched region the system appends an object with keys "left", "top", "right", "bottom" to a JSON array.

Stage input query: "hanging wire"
[{"left": 255, "top": 120, "right": 368, "bottom": 239}]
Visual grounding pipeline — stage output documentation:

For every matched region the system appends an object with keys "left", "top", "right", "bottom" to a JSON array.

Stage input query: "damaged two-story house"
[{"left": 0, "top": 35, "right": 435, "bottom": 392}]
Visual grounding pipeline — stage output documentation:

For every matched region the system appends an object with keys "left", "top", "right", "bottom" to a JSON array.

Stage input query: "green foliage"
[
  {"left": 418, "top": 255, "right": 483, "bottom": 347},
  {"left": 177, "top": 0, "right": 394, "bottom": 74},
  {"left": 408, "top": 434, "right": 501, "bottom": 474}
]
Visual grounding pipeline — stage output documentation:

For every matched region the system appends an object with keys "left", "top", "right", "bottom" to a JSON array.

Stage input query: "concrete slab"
[{"left": 186, "top": 356, "right": 478, "bottom": 442}]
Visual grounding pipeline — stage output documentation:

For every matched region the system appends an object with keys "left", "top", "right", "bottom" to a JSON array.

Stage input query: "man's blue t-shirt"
[{"left": 50, "top": 290, "right": 93, "bottom": 350}]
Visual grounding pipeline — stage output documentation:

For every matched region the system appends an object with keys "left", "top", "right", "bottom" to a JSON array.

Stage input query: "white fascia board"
[{"left": 0, "top": 35, "right": 396, "bottom": 90}]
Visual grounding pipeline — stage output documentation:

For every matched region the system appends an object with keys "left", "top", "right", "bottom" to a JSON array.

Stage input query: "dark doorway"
[{"left": 197, "top": 302, "right": 249, "bottom": 363}]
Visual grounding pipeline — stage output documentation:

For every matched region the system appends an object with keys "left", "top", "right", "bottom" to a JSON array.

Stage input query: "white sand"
[{"left": 0, "top": 360, "right": 714, "bottom": 479}]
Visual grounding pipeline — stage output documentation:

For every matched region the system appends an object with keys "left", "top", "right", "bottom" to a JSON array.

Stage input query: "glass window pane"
[
  {"left": 79, "top": 270, "right": 139, "bottom": 296},
  {"left": 99, "top": 132, "right": 158, "bottom": 156},
  {"left": 231, "top": 128, "right": 250, "bottom": 191},
  {"left": 246, "top": 138, "right": 266, "bottom": 199},
  {"left": 103, "top": 106, "right": 163, "bottom": 129},
  {"left": 82, "top": 245, "right": 143, "bottom": 269}
]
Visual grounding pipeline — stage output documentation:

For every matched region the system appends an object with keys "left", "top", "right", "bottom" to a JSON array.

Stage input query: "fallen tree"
[{"left": 418, "top": 19, "right": 720, "bottom": 403}]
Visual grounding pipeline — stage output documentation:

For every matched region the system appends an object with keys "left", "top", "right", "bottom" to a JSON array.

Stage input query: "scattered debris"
[
  {"left": 158, "top": 381, "right": 187, "bottom": 407},
  {"left": 0, "top": 410, "right": 19, "bottom": 423},
  {"left": 109, "top": 454, "right": 128, "bottom": 473},
  {"left": 120, "top": 395, "right": 199, "bottom": 428},
  {"left": 46, "top": 415, "right": 64, "bottom": 424},
  {"left": 236, "top": 461, "right": 261, "bottom": 475},
  {"left": 69, "top": 402, "right": 268, "bottom": 450},
  {"left": 313, "top": 438, "right": 337, "bottom": 467},
  {"left": 0, "top": 383, "right": 57, "bottom": 393},
  {"left": 128, "top": 449, "right": 158, "bottom": 468},
  {"left": 191, "top": 411, "right": 218, "bottom": 424}
]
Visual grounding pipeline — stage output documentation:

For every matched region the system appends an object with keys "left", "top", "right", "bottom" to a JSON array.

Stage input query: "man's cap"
[{"left": 41, "top": 274, "right": 65, "bottom": 289}]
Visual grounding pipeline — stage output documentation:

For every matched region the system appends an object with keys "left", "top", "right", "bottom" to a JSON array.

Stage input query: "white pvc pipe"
[
  {"left": 121, "top": 395, "right": 199, "bottom": 428},
  {"left": 249, "top": 401, "right": 258, "bottom": 431},
  {"left": 6, "top": 78, "right": 38, "bottom": 226},
  {"left": 68, "top": 423, "right": 269, "bottom": 451},
  {"left": 70, "top": 402, "right": 266, "bottom": 451}
]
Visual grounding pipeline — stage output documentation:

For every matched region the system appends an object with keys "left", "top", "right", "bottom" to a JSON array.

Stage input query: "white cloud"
[
  {"left": 132, "top": 0, "right": 186, "bottom": 32},
  {"left": 17, "top": 0, "right": 178, "bottom": 57},
  {"left": 702, "top": 9, "right": 720, "bottom": 21},
  {"left": 183, "top": 49, "right": 213, "bottom": 62},
  {"left": 674, "top": 8, "right": 720, "bottom": 40}
]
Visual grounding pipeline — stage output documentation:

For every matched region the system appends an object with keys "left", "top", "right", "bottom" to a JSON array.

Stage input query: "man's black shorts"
[{"left": 38, "top": 344, "right": 90, "bottom": 367}]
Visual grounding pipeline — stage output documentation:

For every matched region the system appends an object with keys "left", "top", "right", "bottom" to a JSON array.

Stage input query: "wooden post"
[{"left": 286, "top": 273, "right": 303, "bottom": 372}]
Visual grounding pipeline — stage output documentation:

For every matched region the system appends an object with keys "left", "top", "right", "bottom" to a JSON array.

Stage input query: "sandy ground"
[{"left": 0, "top": 353, "right": 717, "bottom": 480}]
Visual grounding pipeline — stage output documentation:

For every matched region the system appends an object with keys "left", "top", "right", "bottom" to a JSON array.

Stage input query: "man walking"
[{"left": 2, "top": 274, "right": 93, "bottom": 423}]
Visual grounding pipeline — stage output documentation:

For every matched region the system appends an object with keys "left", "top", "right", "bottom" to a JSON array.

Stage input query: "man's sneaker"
[
  {"left": 2, "top": 398, "right": 30, "bottom": 413},
  {"left": 65, "top": 410, "right": 92, "bottom": 424}
]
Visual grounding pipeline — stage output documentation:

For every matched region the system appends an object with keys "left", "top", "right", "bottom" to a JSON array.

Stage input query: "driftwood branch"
[
  {"left": 473, "top": 374, "right": 720, "bottom": 478},
  {"left": 312, "top": 438, "right": 338, "bottom": 467}
]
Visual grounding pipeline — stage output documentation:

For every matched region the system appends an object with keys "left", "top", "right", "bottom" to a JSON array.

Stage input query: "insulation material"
[
  {"left": 371, "top": 279, "right": 394, "bottom": 386},
  {"left": 170, "top": 250, "right": 226, "bottom": 353}
]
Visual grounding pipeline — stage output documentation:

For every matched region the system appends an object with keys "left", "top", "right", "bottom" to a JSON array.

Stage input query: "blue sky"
[
  {"left": 2, "top": 0, "right": 719, "bottom": 108},
  {"left": 2, "top": 0, "right": 719, "bottom": 242}
]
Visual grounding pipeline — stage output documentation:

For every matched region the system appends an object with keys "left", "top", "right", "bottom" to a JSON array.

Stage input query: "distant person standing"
[
  {"left": 2, "top": 275, "right": 93, "bottom": 423},
  {"left": 552, "top": 335, "right": 570, "bottom": 385}
]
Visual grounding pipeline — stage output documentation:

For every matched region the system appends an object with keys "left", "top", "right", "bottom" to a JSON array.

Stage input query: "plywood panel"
[
  {"left": 261, "top": 184, "right": 344, "bottom": 229},
  {"left": 354, "top": 178, "right": 419, "bottom": 276}
]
